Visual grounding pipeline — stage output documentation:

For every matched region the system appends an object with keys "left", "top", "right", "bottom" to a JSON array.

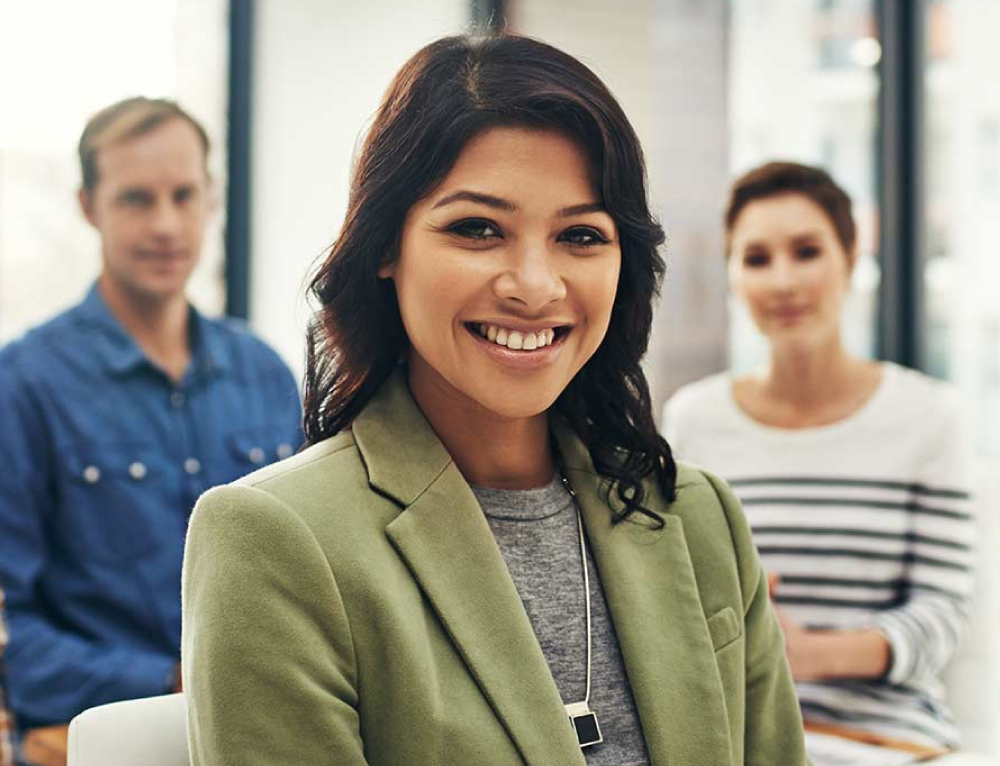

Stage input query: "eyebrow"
[
  {"left": 432, "top": 190, "right": 607, "bottom": 218},
  {"left": 743, "top": 231, "right": 824, "bottom": 248}
]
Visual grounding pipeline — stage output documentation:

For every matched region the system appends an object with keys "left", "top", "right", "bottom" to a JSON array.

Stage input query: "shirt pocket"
[
  {"left": 224, "top": 424, "right": 297, "bottom": 480},
  {"left": 707, "top": 606, "right": 742, "bottom": 653},
  {"left": 57, "top": 443, "right": 178, "bottom": 564}
]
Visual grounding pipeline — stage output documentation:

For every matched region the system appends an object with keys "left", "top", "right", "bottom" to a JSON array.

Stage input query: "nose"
[
  {"left": 149, "top": 197, "right": 183, "bottom": 239},
  {"left": 492, "top": 240, "right": 567, "bottom": 311},
  {"left": 767, "top": 254, "right": 799, "bottom": 292}
]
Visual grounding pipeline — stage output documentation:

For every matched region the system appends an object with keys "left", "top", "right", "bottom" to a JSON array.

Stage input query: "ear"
[
  {"left": 377, "top": 261, "right": 396, "bottom": 279},
  {"left": 78, "top": 188, "right": 98, "bottom": 227}
]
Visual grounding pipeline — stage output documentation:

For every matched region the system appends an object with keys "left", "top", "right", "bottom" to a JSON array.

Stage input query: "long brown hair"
[{"left": 305, "top": 33, "right": 676, "bottom": 521}]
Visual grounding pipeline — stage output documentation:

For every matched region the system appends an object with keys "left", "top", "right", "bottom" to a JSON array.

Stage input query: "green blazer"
[{"left": 182, "top": 370, "right": 809, "bottom": 765}]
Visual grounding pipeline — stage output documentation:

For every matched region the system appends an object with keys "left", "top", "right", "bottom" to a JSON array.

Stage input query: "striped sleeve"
[{"left": 872, "top": 399, "right": 976, "bottom": 686}]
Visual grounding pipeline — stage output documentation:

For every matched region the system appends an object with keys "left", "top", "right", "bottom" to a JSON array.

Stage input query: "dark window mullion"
[
  {"left": 225, "top": 0, "right": 254, "bottom": 320},
  {"left": 471, "top": 0, "right": 506, "bottom": 31},
  {"left": 875, "top": 0, "right": 925, "bottom": 368}
]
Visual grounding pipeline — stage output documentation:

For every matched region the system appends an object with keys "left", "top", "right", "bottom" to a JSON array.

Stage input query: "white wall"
[{"left": 250, "top": 0, "right": 469, "bottom": 380}]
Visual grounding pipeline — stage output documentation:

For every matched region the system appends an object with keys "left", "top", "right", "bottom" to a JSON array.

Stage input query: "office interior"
[{"left": 0, "top": 0, "right": 998, "bottom": 757}]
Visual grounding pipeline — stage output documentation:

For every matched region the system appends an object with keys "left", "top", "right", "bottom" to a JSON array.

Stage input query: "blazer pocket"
[{"left": 707, "top": 607, "right": 741, "bottom": 652}]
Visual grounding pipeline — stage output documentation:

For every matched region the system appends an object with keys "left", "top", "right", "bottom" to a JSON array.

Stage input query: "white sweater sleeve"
[{"left": 872, "top": 394, "right": 977, "bottom": 685}]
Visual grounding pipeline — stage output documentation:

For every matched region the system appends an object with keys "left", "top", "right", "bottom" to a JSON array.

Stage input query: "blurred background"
[{"left": 0, "top": 0, "right": 997, "bottom": 460}]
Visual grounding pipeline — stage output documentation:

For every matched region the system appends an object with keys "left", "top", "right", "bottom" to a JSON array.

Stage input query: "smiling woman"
[
  {"left": 181, "top": 34, "right": 810, "bottom": 766},
  {"left": 664, "top": 162, "right": 977, "bottom": 764}
]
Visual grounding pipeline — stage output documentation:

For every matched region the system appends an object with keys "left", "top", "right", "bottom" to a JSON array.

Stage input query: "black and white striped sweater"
[{"left": 663, "top": 363, "right": 976, "bottom": 749}]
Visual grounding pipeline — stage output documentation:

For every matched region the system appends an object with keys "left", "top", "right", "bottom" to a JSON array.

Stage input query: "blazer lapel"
[
  {"left": 554, "top": 423, "right": 734, "bottom": 766},
  {"left": 354, "top": 371, "right": 585, "bottom": 766}
]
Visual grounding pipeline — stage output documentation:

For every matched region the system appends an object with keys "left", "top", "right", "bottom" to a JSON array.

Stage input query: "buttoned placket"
[{"left": 169, "top": 369, "right": 206, "bottom": 507}]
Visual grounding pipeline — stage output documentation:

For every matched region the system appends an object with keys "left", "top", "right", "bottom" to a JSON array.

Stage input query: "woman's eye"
[
  {"left": 447, "top": 218, "right": 501, "bottom": 240},
  {"left": 796, "top": 245, "right": 821, "bottom": 260},
  {"left": 560, "top": 226, "right": 610, "bottom": 247},
  {"left": 744, "top": 252, "right": 770, "bottom": 267}
]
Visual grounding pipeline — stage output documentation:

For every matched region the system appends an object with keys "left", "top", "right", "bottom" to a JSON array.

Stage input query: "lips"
[{"left": 769, "top": 305, "right": 808, "bottom": 321}]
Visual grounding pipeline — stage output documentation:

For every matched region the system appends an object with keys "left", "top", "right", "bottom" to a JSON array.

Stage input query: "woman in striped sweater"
[{"left": 663, "top": 161, "right": 976, "bottom": 763}]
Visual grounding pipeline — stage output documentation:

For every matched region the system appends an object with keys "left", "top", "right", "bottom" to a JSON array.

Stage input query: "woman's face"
[
  {"left": 381, "top": 126, "right": 621, "bottom": 420},
  {"left": 728, "top": 192, "right": 853, "bottom": 352}
]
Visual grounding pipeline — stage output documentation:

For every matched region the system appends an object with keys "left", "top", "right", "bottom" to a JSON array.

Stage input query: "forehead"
[
  {"left": 732, "top": 193, "right": 837, "bottom": 242},
  {"left": 94, "top": 118, "right": 207, "bottom": 190},
  {"left": 431, "top": 127, "right": 598, "bottom": 206}
]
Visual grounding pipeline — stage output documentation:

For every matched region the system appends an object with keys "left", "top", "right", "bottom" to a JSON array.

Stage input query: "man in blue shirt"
[{"left": 0, "top": 97, "right": 302, "bottom": 765}]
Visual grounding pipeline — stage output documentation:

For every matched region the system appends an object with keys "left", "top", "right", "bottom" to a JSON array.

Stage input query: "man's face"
[{"left": 80, "top": 118, "right": 212, "bottom": 304}]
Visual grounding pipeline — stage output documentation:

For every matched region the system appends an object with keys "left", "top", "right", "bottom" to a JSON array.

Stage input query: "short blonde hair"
[{"left": 78, "top": 97, "right": 210, "bottom": 191}]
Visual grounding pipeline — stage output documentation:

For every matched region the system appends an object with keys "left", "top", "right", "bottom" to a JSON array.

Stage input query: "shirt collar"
[{"left": 79, "top": 282, "right": 233, "bottom": 378}]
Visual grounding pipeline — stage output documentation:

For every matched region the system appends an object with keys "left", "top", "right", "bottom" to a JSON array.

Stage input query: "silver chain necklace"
[{"left": 557, "top": 467, "right": 604, "bottom": 749}]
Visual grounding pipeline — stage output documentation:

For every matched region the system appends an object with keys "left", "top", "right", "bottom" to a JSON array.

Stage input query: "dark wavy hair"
[{"left": 304, "top": 33, "right": 676, "bottom": 522}]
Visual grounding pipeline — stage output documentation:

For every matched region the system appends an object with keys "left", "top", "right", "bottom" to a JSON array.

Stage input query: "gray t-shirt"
[{"left": 472, "top": 476, "right": 650, "bottom": 766}]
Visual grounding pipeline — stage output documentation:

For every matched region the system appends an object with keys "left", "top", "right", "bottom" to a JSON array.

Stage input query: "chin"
[{"left": 466, "top": 385, "right": 563, "bottom": 421}]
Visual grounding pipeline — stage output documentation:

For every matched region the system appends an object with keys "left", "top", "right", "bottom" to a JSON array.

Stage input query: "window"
[
  {"left": 0, "top": 0, "right": 228, "bottom": 344},
  {"left": 922, "top": 0, "right": 1000, "bottom": 457}
]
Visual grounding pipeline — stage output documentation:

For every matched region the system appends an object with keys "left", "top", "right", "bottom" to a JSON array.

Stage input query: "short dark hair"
[
  {"left": 304, "top": 33, "right": 676, "bottom": 522},
  {"left": 79, "top": 97, "right": 210, "bottom": 191},
  {"left": 724, "top": 161, "right": 856, "bottom": 256}
]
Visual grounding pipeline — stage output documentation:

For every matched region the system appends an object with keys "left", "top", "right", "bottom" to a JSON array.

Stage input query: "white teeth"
[{"left": 474, "top": 323, "right": 561, "bottom": 351}]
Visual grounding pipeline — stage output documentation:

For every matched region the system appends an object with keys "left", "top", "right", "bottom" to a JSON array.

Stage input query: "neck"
[
  {"left": 406, "top": 366, "right": 554, "bottom": 490},
  {"left": 98, "top": 274, "right": 191, "bottom": 381},
  {"left": 760, "top": 333, "right": 860, "bottom": 407}
]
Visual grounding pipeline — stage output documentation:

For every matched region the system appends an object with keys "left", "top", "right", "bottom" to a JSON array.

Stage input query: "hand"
[
  {"left": 766, "top": 572, "right": 780, "bottom": 599},
  {"left": 20, "top": 723, "right": 69, "bottom": 766},
  {"left": 773, "top": 605, "right": 830, "bottom": 682}
]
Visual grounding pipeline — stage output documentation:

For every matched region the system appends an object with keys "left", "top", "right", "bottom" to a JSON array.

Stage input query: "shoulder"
[
  {"left": 661, "top": 373, "right": 734, "bottom": 451},
  {"left": 669, "top": 461, "right": 744, "bottom": 537},
  {"left": 189, "top": 430, "right": 389, "bottom": 551},
  {"left": 0, "top": 305, "right": 87, "bottom": 392},
  {"left": 663, "top": 462, "right": 759, "bottom": 608},
  {"left": 881, "top": 363, "right": 965, "bottom": 430},
  {"left": 202, "top": 314, "right": 296, "bottom": 379},
  {"left": 663, "top": 373, "right": 731, "bottom": 424}
]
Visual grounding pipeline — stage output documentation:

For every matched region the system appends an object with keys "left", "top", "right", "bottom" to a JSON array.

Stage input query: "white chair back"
[
  {"left": 942, "top": 463, "right": 1000, "bottom": 758},
  {"left": 67, "top": 693, "right": 189, "bottom": 766}
]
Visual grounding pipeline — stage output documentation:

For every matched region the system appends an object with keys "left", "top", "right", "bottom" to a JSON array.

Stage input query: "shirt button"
[
  {"left": 82, "top": 465, "right": 101, "bottom": 484},
  {"left": 170, "top": 391, "right": 186, "bottom": 408},
  {"left": 248, "top": 447, "right": 266, "bottom": 464},
  {"left": 128, "top": 461, "right": 147, "bottom": 480},
  {"left": 184, "top": 458, "right": 201, "bottom": 475},
  {"left": 276, "top": 443, "right": 293, "bottom": 459}
]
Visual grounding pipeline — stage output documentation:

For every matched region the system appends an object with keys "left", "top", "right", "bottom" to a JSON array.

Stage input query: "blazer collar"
[
  {"left": 353, "top": 370, "right": 732, "bottom": 766},
  {"left": 354, "top": 368, "right": 585, "bottom": 766},
  {"left": 553, "top": 423, "right": 733, "bottom": 766}
]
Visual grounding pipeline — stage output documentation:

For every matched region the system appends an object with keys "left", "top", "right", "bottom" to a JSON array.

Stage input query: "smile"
[{"left": 467, "top": 322, "right": 565, "bottom": 351}]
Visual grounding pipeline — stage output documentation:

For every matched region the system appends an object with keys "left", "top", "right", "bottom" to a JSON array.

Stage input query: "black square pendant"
[{"left": 569, "top": 711, "right": 603, "bottom": 748}]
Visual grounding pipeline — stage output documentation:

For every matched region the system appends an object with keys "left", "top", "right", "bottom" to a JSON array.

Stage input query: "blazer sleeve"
[
  {"left": 182, "top": 483, "right": 368, "bottom": 766},
  {"left": 703, "top": 470, "right": 812, "bottom": 766}
]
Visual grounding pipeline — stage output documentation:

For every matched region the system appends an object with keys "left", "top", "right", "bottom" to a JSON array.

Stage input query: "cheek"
[
  {"left": 811, "top": 262, "right": 850, "bottom": 305},
  {"left": 730, "top": 271, "right": 765, "bottom": 311}
]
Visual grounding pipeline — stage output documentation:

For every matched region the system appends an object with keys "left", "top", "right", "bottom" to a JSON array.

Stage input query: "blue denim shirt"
[{"left": 0, "top": 285, "right": 303, "bottom": 728}]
